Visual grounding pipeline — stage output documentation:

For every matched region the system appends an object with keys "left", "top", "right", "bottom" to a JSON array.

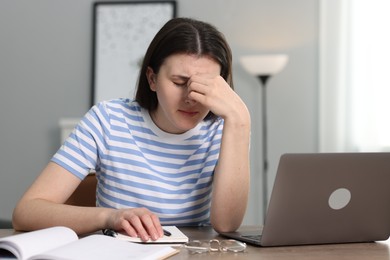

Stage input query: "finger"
[
  {"left": 120, "top": 219, "right": 138, "bottom": 238},
  {"left": 190, "top": 73, "right": 215, "bottom": 84},
  {"left": 140, "top": 214, "right": 160, "bottom": 241},
  {"left": 187, "top": 78, "right": 210, "bottom": 95},
  {"left": 188, "top": 90, "right": 209, "bottom": 106},
  {"left": 151, "top": 214, "right": 164, "bottom": 238},
  {"left": 188, "top": 75, "right": 228, "bottom": 98},
  {"left": 128, "top": 215, "right": 150, "bottom": 241}
]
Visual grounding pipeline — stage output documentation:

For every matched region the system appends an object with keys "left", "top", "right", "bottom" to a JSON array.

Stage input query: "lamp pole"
[
  {"left": 239, "top": 54, "right": 288, "bottom": 224},
  {"left": 258, "top": 75, "right": 270, "bottom": 221}
]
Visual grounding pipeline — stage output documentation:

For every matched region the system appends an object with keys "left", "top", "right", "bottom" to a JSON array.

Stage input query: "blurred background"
[{"left": 1, "top": 0, "right": 388, "bottom": 227}]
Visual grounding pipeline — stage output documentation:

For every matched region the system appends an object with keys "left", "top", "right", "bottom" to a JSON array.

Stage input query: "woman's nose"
[
  {"left": 184, "top": 89, "right": 196, "bottom": 105},
  {"left": 185, "top": 96, "right": 196, "bottom": 105}
]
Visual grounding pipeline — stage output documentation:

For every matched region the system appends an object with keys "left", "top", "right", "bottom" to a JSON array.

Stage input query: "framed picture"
[{"left": 91, "top": 1, "right": 176, "bottom": 105}]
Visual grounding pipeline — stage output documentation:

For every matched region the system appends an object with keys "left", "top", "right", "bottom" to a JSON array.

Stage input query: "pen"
[
  {"left": 102, "top": 229, "right": 118, "bottom": 237},
  {"left": 163, "top": 229, "right": 172, "bottom": 237}
]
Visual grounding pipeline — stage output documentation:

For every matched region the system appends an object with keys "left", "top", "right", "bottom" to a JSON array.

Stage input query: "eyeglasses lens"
[
  {"left": 185, "top": 240, "right": 210, "bottom": 254},
  {"left": 220, "top": 239, "right": 247, "bottom": 252}
]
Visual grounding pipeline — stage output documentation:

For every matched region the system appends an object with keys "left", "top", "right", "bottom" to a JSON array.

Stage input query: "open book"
[
  {"left": 0, "top": 226, "right": 179, "bottom": 260},
  {"left": 103, "top": 226, "right": 189, "bottom": 244}
]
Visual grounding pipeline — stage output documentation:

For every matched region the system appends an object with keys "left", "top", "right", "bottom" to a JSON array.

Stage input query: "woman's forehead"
[{"left": 160, "top": 53, "right": 221, "bottom": 76}]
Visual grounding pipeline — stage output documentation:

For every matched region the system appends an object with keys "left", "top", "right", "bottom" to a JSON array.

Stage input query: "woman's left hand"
[{"left": 187, "top": 74, "right": 248, "bottom": 122}]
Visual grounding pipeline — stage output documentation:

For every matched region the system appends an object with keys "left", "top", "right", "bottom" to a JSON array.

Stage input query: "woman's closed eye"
[{"left": 173, "top": 81, "right": 187, "bottom": 87}]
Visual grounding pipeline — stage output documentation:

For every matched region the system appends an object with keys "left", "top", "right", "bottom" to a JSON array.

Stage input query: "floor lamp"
[{"left": 240, "top": 54, "right": 288, "bottom": 221}]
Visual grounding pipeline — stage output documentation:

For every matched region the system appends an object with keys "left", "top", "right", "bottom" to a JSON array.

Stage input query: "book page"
[
  {"left": 32, "top": 234, "right": 179, "bottom": 260},
  {"left": 0, "top": 226, "right": 77, "bottom": 260}
]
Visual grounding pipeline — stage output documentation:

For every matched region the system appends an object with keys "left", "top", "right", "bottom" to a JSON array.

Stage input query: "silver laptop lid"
[{"left": 261, "top": 153, "right": 390, "bottom": 246}]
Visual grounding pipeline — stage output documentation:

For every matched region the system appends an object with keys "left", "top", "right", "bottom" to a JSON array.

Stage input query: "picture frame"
[{"left": 91, "top": 1, "right": 176, "bottom": 106}]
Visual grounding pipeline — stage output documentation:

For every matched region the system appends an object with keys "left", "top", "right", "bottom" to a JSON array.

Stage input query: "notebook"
[
  {"left": 103, "top": 226, "right": 188, "bottom": 244},
  {"left": 220, "top": 153, "right": 390, "bottom": 247},
  {"left": 0, "top": 226, "right": 179, "bottom": 260}
]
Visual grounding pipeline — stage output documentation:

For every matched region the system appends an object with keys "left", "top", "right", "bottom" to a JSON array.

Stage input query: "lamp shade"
[{"left": 240, "top": 54, "right": 288, "bottom": 76}]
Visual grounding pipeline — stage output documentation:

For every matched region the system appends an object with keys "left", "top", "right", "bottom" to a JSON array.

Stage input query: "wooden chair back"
[{"left": 65, "top": 173, "right": 97, "bottom": 207}]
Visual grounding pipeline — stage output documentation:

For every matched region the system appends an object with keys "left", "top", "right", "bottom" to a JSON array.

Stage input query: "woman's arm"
[
  {"left": 210, "top": 108, "right": 251, "bottom": 232},
  {"left": 12, "top": 162, "right": 163, "bottom": 241},
  {"left": 187, "top": 74, "right": 251, "bottom": 232}
]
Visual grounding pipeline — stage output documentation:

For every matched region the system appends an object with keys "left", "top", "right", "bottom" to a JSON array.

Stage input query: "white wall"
[
  {"left": 0, "top": 0, "right": 319, "bottom": 225},
  {"left": 178, "top": 0, "right": 319, "bottom": 225}
]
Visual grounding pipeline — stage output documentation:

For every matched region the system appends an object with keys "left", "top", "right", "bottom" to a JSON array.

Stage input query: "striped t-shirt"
[{"left": 52, "top": 99, "right": 223, "bottom": 226}]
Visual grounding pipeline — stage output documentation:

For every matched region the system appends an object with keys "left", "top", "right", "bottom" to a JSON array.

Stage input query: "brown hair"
[{"left": 135, "top": 17, "right": 233, "bottom": 120}]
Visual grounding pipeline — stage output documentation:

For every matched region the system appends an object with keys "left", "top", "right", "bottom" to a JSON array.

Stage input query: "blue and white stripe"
[{"left": 52, "top": 99, "right": 223, "bottom": 226}]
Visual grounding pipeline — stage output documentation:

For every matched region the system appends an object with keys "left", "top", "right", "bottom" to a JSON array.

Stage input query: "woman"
[{"left": 12, "top": 17, "right": 251, "bottom": 242}]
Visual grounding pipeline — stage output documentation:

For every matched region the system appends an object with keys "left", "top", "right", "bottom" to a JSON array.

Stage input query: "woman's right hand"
[{"left": 106, "top": 207, "right": 164, "bottom": 241}]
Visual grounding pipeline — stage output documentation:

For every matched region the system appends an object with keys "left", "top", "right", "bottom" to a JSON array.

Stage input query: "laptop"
[{"left": 220, "top": 153, "right": 390, "bottom": 247}]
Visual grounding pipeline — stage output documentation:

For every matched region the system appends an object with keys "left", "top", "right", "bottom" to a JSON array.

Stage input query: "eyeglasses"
[{"left": 182, "top": 239, "right": 247, "bottom": 254}]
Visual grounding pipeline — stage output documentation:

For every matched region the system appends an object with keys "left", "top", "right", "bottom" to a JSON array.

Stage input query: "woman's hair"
[{"left": 135, "top": 17, "right": 234, "bottom": 120}]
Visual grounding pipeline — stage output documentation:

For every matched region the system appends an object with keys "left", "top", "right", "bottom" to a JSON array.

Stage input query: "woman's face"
[{"left": 147, "top": 53, "right": 221, "bottom": 134}]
